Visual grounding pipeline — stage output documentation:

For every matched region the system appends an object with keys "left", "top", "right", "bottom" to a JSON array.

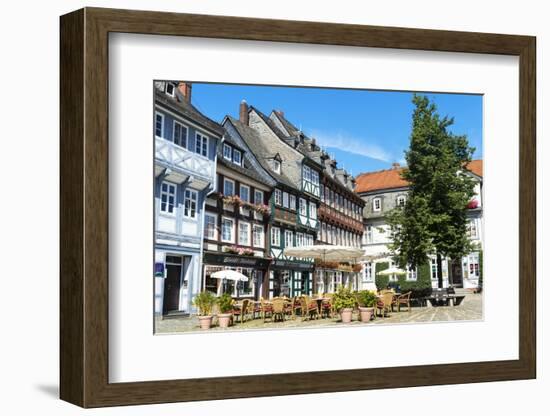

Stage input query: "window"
[
  {"left": 468, "top": 219, "right": 478, "bottom": 238},
  {"left": 253, "top": 225, "right": 264, "bottom": 248},
  {"left": 303, "top": 165, "right": 311, "bottom": 182},
  {"left": 299, "top": 198, "right": 307, "bottom": 216},
  {"left": 254, "top": 190, "right": 263, "bottom": 205},
  {"left": 366, "top": 226, "right": 373, "bottom": 244},
  {"left": 274, "top": 189, "right": 282, "bottom": 206},
  {"left": 155, "top": 112, "right": 164, "bottom": 137},
  {"left": 173, "top": 121, "right": 188, "bottom": 148},
  {"left": 271, "top": 227, "right": 280, "bottom": 246},
  {"left": 160, "top": 182, "right": 176, "bottom": 214},
  {"left": 320, "top": 184, "right": 324, "bottom": 201},
  {"left": 373, "top": 197, "right": 381, "bottom": 211},
  {"left": 223, "top": 178, "right": 235, "bottom": 196},
  {"left": 221, "top": 217, "right": 235, "bottom": 243},
  {"left": 233, "top": 149, "right": 242, "bottom": 165},
  {"left": 468, "top": 253, "right": 480, "bottom": 278},
  {"left": 223, "top": 143, "right": 232, "bottom": 160},
  {"left": 238, "top": 222, "right": 251, "bottom": 246},
  {"left": 364, "top": 262, "right": 373, "bottom": 282},
  {"left": 282, "top": 192, "right": 289, "bottom": 208},
  {"left": 240, "top": 184, "right": 250, "bottom": 203},
  {"left": 311, "top": 170, "right": 319, "bottom": 185},
  {"left": 430, "top": 257, "right": 439, "bottom": 280},
  {"left": 321, "top": 223, "right": 327, "bottom": 242},
  {"left": 406, "top": 266, "right": 417, "bottom": 281},
  {"left": 204, "top": 213, "right": 217, "bottom": 240},
  {"left": 296, "top": 233, "right": 304, "bottom": 247},
  {"left": 397, "top": 195, "right": 406, "bottom": 207},
  {"left": 330, "top": 189, "right": 335, "bottom": 207},
  {"left": 306, "top": 234, "right": 314, "bottom": 246},
  {"left": 165, "top": 82, "right": 175, "bottom": 96},
  {"left": 195, "top": 133, "right": 208, "bottom": 157},
  {"left": 289, "top": 194, "right": 296, "bottom": 211},
  {"left": 183, "top": 189, "right": 198, "bottom": 218},
  {"left": 284, "top": 230, "right": 294, "bottom": 248},
  {"left": 309, "top": 202, "right": 317, "bottom": 219},
  {"left": 273, "top": 159, "right": 281, "bottom": 174}
]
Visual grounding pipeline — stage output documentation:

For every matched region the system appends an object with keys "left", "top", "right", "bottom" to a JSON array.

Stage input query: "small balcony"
[{"left": 155, "top": 136, "right": 215, "bottom": 189}]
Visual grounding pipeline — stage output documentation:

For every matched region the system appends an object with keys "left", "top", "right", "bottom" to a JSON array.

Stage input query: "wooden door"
[{"left": 163, "top": 263, "right": 182, "bottom": 313}]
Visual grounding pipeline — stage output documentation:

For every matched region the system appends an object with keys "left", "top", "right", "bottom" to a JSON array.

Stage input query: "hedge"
[{"left": 375, "top": 261, "right": 432, "bottom": 299}]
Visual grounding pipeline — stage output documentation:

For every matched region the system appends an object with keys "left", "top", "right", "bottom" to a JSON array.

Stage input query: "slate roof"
[
  {"left": 217, "top": 123, "right": 275, "bottom": 187},
  {"left": 154, "top": 83, "right": 224, "bottom": 137},
  {"left": 225, "top": 116, "right": 297, "bottom": 189},
  {"left": 355, "top": 160, "right": 483, "bottom": 193}
]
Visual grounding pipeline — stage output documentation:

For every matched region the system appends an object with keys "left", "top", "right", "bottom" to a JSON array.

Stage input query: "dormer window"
[
  {"left": 233, "top": 149, "right": 242, "bottom": 166},
  {"left": 373, "top": 197, "right": 381, "bottom": 212},
  {"left": 223, "top": 143, "right": 232, "bottom": 161},
  {"left": 273, "top": 159, "right": 281, "bottom": 174},
  {"left": 165, "top": 82, "right": 175, "bottom": 97}
]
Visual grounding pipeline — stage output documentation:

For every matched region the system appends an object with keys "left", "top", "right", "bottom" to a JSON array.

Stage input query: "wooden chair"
[
  {"left": 271, "top": 298, "right": 286, "bottom": 322},
  {"left": 396, "top": 291, "right": 412, "bottom": 312},
  {"left": 300, "top": 296, "right": 318, "bottom": 321},
  {"left": 320, "top": 297, "right": 333, "bottom": 319},
  {"left": 248, "top": 300, "right": 261, "bottom": 320},
  {"left": 260, "top": 297, "right": 273, "bottom": 322},
  {"left": 232, "top": 299, "right": 249, "bottom": 324},
  {"left": 290, "top": 296, "right": 302, "bottom": 318},
  {"left": 375, "top": 292, "right": 394, "bottom": 317}
]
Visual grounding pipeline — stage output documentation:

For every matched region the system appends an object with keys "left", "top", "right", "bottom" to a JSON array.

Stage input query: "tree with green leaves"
[{"left": 387, "top": 94, "right": 476, "bottom": 288}]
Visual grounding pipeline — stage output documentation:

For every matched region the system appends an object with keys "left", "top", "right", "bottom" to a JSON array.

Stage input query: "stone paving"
[{"left": 155, "top": 293, "right": 483, "bottom": 334}]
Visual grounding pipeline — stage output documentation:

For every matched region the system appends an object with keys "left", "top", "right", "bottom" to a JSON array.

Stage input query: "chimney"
[
  {"left": 177, "top": 82, "right": 192, "bottom": 103},
  {"left": 239, "top": 100, "right": 249, "bottom": 125},
  {"left": 276, "top": 110, "right": 285, "bottom": 117},
  {"left": 392, "top": 162, "right": 401, "bottom": 170}
]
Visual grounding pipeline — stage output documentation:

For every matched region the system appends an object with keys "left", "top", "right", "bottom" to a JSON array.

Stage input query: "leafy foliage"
[
  {"left": 374, "top": 262, "right": 389, "bottom": 290},
  {"left": 387, "top": 95, "right": 476, "bottom": 281},
  {"left": 192, "top": 291, "right": 216, "bottom": 316},
  {"left": 356, "top": 290, "right": 378, "bottom": 307},
  {"left": 216, "top": 293, "right": 234, "bottom": 314},
  {"left": 332, "top": 285, "right": 357, "bottom": 311}
]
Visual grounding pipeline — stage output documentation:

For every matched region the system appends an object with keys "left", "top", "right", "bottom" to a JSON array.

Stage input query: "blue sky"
[{"left": 190, "top": 83, "right": 483, "bottom": 175}]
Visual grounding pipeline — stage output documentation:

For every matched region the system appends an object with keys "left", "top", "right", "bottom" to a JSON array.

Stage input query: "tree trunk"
[{"left": 436, "top": 253, "right": 443, "bottom": 288}]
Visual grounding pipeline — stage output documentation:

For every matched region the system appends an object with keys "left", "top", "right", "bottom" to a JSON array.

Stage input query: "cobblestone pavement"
[{"left": 155, "top": 293, "right": 483, "bottom": 334}]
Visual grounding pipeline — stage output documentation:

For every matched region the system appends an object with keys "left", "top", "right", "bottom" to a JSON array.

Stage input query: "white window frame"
[
  {"left": 221, "top": 217, "right": 235, "bottom": 243},
  {"left": 373, "top": 197, "right": 381, "bottom": 212},
  {"left": 469, "top": 219, "right": 479, "bottom": 239},
  {"left": 239, "top": 184, "right": 250, "bottom": 203},
  {"left": 397, "top": 195, "right": 406, "bottom": 207},
  {"left": 223, "top": 178, "right": 235, "bottom": 196},
  {"left": 254, "top": 190, "right": 264, "bottom": 205},
  {"left": 364, "top": 262, "right": 373, "bottom": 282},
  {"left": 271, "top": 227, "right": 281, "bottom": 247},
  {"left": 289, "top": 194, "right": 296, "bottom": 211},
  {"left": 430, "top": 257, "right": 439, "bottom": 280},
  {"left": 172, "top": 120, "right": 188, "bottom": 148},
  {"left": 296, "top": 232, "right": 304, "bottom": 247},
  {"left": 309, "top": 202, "right": 317, "bottom": 219},
  {"left": 160, "top": 181, "right": 177, "bottom": 215},
  {"left": 204, "top": 212, "right": 218, "bottom": 240},
  {"left": 306, "top": 234, "right": 314, "bottom": 246},
  {"left": 282, "top": 192, "right": 289, "bottom": 208},
  {"left": 273, "top": 159, "right": 281, "bottom": 174},
  {"left": 233, "top": 149, "right": 242, "bottom": 166},
  {"left": 223, "top": 143, "right": 232, "bottom": 161},
  {"left": 303, "top": 165, "right": 311, "bottom": 182},
  {"left": 238, "top": 221, "right": 251, "bottom": 246},
  {"left": 155, "top": 111, "right": 164, "bottom": 138},
  {"left": 253, "top": 225, "right": 264, "bottom": 248},
  {"left": 165, "top": 82, "right": 175, "bottom": 96},
  {"left": 183, "top": 188, "right": 198, "bottom": 219},
  {"left": 299, "top": 198, "right": 307, "bottom": 216},
  {"left": 274, "top": 189, "right": 282, "bottom": 206},
  {"left": 195, "top": 132, "right": 209, "bottom": 157},
  {"left": 406, "top": 266, "right": 418, "bottom": 281},
  {"left": 284, "top": 230, "right": 294, "bottom": 248}
]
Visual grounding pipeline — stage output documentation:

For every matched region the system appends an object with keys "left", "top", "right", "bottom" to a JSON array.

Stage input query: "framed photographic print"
[{"left": 60, "top": 7, "right": 536, "bottom": 408}]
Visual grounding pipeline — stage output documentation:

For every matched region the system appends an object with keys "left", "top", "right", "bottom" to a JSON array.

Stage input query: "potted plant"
[
  {"left": 357, "top": 290, "right": 377, "bottom": 322},
  {"left": 193, "top": 291, "right": 216, "bottom": 329},
  {"left": 216, "top": 293, "right": 234, "bottom": 328},
  {"left": 332, "top": 285, "right": 356, "bottom": 323}
]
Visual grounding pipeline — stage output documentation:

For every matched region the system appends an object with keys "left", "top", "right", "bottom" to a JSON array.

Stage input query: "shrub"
[
  {"left": 192, "top": 291, "right": 216, "bottom": 316},
  {"left": 332, "top": 285, "right": 356, "bottom": 311},
  {"left": 216, "top": 293, "right": 234, "bottom": 314},
  {"left": 356, "top": 290, "right": 377, "bottom": 307},
  {"left": 376, "top": 261, "right": 432, "bottom": 298},
  {"left": 375, "top": 262, "right": 389, "bottom": 290}
]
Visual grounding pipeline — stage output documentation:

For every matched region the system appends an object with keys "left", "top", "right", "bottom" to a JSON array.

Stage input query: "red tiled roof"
[{"left": 355, "top": 160, "right": 482, "bottom": 193}]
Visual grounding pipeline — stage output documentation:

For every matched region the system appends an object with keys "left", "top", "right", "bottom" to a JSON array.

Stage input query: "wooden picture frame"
[{"left": 60, "top": 7, "right": 536, "bottom": 408}]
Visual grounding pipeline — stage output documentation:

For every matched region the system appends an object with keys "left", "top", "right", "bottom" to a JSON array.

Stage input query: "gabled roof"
[
  {"left": 225, "top": 116, "right": 296, "bottom": 188},
  {"left": 154, "top": 85, "right": 224, "bottom": 137},
  {"left": 355, "top": 159, "right": 483, "bottom": 194}
]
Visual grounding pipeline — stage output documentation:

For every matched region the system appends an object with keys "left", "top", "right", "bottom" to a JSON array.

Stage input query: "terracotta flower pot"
[
  {"left": 217, "top": 313, "right": 232, "bottom": 328},
  {"left": 198, "top": 315, "right": 213, "bottom": 330},
  {"left": 340, "top": 308, "right": 353, "bottom": 323},
  {"left": 359, "top": 307, "right": 374, "bottom": 322}
]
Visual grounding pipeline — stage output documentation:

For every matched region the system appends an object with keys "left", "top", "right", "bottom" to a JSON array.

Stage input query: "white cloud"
[{"left": 310, "top": 130, "right": 393, "bottom": 162}]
